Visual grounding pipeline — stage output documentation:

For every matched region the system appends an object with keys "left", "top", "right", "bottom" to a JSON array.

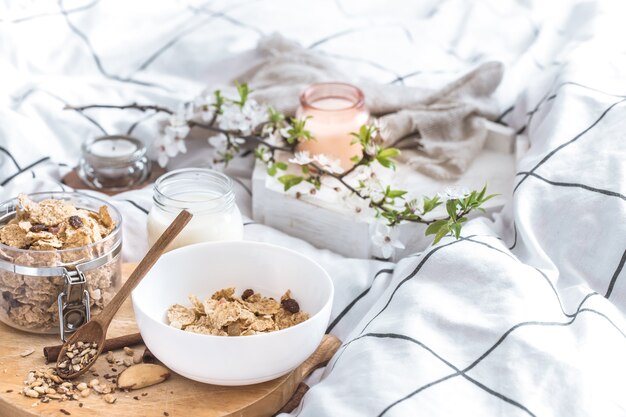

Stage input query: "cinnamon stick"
[
  {"left": 142, "top": 347, "right": 156, "bottom": 364},
  {"left": 43, "top": 332, "right": 143, "bottom": 363}
]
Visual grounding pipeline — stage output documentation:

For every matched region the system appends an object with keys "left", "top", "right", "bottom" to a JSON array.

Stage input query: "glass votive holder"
[
  {"left": 78, "top": 135, "right": 150, "bottom": 191},
  {"left": 296, "top": 82, "right": 370, "bottom": 171}
]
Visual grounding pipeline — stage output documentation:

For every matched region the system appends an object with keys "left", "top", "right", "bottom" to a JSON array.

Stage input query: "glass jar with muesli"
[{"left": 0, "top": 192, "right": 122, "bottom": 339}]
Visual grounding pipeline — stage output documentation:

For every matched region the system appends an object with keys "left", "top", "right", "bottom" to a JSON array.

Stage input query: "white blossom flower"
[
  {"left": 352, "top": 165, "right": 373, "bottom": 181},
  {"left": 289, "top": 150, "right": 314, "bottom": 165},
  {"left": 256, "top": 145, "right": 272, "bottom": 163},
  {"left": 279, "top": 125, "right": 292, "bottom": 139},
  {"left": 164, "top": 104, "right": 191, "bottom": 141},
  {"left": 374, "top": 118, "right": 391, "bottom": 141},
  {"left": 364, "top": 141, "right": 378, "bottom": 157},
  {"left": 370, "top": 221, "right": 405, "bottom": 259},
  {"left": 265, "top": 129, "right": 285, "bottom": 147},
  {"left": 343, "top": 194, "right": 371, "bottom": 216},
  {"left": 154, "top": 103, "right": 191, "bottom": 167},
  {"left": 313, "top": 154, "right": 344, "bottom": 174},
  {"left": 437, "top": 186, "right": 471, "bottom": 201},
  {"left": 208, "top": 133, "right": 245, "bottom": 152},
  {"left": 154, "top": 135, "right": 179, "bottom": 167},
  {"left": 193, "top": 94, "right": 216, "bottom": 122},
  {"left": 219, "top": 99, "right": 267, "bottom": 135}
]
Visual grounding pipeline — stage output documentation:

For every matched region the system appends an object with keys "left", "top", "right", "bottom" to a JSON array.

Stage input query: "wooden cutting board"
[{"left": 0, "top": 263, "right": 341, "bottom": 417}]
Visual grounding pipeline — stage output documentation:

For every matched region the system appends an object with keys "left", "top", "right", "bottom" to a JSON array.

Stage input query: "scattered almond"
[{"left": 117, "top": 364, "right": 170, "bottom": 391}]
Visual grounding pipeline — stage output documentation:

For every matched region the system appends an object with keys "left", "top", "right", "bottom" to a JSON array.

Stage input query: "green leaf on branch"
[
  {"left": 433, "top": 223, "right": 451, "bottom": 244},
  {"left": 446, "top": 200, "right": 458, "bottom": 221},
  {"left": 286, "top": 117, "right": 312, "bottom": 144},
  {"left": 377, "top": 148, "right": 401, "bottom": 159},
  {"left": 278, "top": 174, "right": 303, "bottom": 191},
  {"left": 387, "top": 189, "right": 407, "bottom": 199},
  {"left": 233, "top": 81, "right": 251, "bottom": 108},
  {"left": 425, "top": 219, "right": 448, "bottom": 236},
  {"left": 450, "top": 222, "right": 462, "bottom": 239},
  {"left": 213, "top": 90, "right": 225, "bottom": 114},
  {"left": 267, "top": 164, "right": 277, "bottom": 176},
  {"left": 376, "top": 156, "right": 396, "bottom": 169},
  {"left": 268, "top": 106, "right": 285, "bottom": 125},
  {"left": 375, "top": 147, "right": 400, "bottom": 170},
  {"left": 422, "top": 195, "right": 442, "bottom": 214},
  {"left": 275, "top": 161, "right": 288, "bottom": 171}
]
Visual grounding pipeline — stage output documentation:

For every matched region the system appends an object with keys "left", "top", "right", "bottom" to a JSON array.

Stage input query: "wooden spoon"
[{"left": 56, "top": 210, "right": 192, "bottom": 379}]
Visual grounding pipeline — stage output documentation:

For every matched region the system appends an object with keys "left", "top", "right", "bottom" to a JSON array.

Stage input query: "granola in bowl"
[
  {"left": 0, "top": 193, "right": 122, "bottom": 334},
  {"left": 167, "top": 288, "right": 310, "bottom": 336}
]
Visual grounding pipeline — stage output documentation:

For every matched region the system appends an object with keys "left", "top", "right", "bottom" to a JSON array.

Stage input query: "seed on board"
[
  {"left": 68, "top": 216, "right": 83, "bottom": 228},
  {"left": 88, "top": 378, "right": 99, "bottom": 388},
  {"left": 20, "top": 348, "right": 35, "bottom": 357},
  {"left": 281, "top": 298, "right": 300, "bottom": 313},
  {"left": 123, "top": 347, "right": 134, "bottom": 356},
  {"left": 76, "top": 383, "right": 87, "bottom": 391},
  {"left": 106, "top": 351, "right": 115, "bottom": 363},
  {"left": 23, "top": 388, "right": 39, "bottom": 398},
  {"left": 123, "top": 358, "right": 133, "bottom": 367},
  {"left": 60, "top": 409, "right": 71, "bottom": 415},
  {"left": 103, "top": 394, "right": 117, "bottom": 404},
  {"left": 80, "top": 389, "right": 91, "bottom": 398}
]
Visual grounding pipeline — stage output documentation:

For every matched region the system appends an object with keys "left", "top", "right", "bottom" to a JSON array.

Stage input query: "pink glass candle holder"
[{"left": 296, "top": 83, "right": 370, "bottom": 171}]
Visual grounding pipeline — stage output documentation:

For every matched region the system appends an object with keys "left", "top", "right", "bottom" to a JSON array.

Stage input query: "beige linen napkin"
[{"left": 237, "top": 35, "right": 504, "bottom": 180}]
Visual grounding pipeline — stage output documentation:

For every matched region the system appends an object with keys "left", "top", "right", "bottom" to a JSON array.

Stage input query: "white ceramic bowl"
[{"left": 132, "top": 241, "right": 334, "bottom": 386}]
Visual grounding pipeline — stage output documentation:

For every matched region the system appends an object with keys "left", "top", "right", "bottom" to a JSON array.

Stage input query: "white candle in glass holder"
[
  {"left": 296, "top": 83, "right": 370, "bottom": 171},
  {"left": 90, "top": 138, "right": 138, "bottom": 158},
  {"left": 79, "top": 135, "right": 150, "bottom": 191}
]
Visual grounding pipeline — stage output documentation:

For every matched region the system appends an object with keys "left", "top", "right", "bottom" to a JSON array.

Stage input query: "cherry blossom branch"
[{"left": 63, "top": 86, "right": 496, "bottom": 247}]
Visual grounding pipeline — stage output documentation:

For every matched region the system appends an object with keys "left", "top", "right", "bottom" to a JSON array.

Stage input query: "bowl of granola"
[
  {"left": 0, "top": 192, "right": 122, "bottom": 336},
  {"left": 132, "top": 240, "right": 334, "bottom": 386}
]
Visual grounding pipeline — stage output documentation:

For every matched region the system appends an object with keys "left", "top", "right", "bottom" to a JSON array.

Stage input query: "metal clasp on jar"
[{"left": 57, "top": 267, "right": 91, "bottom": 342}]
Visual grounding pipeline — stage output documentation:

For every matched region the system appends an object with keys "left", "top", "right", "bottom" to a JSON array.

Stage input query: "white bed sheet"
[{"left": 2, "top": 1, "right": 626, "bottom": 416}]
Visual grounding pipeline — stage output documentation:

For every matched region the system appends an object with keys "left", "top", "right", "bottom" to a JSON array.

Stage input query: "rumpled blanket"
[{"left": 241, "top": 35, "right": 503, "bottom": 179}]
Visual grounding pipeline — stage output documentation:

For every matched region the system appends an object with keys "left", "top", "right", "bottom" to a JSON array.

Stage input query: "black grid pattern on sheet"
[{"left": 328, "top": 237, "right": 626, "bottom": 416}]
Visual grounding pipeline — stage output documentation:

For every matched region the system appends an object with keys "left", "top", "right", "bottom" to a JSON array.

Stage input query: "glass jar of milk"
[{"left": 147, "top": 168, "right": 243, "bottom": 250}]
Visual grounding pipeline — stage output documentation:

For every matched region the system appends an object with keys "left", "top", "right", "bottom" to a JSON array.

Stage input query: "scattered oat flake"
[{"left": 20, "top": 348, "right": 35, "bottom": 357}]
